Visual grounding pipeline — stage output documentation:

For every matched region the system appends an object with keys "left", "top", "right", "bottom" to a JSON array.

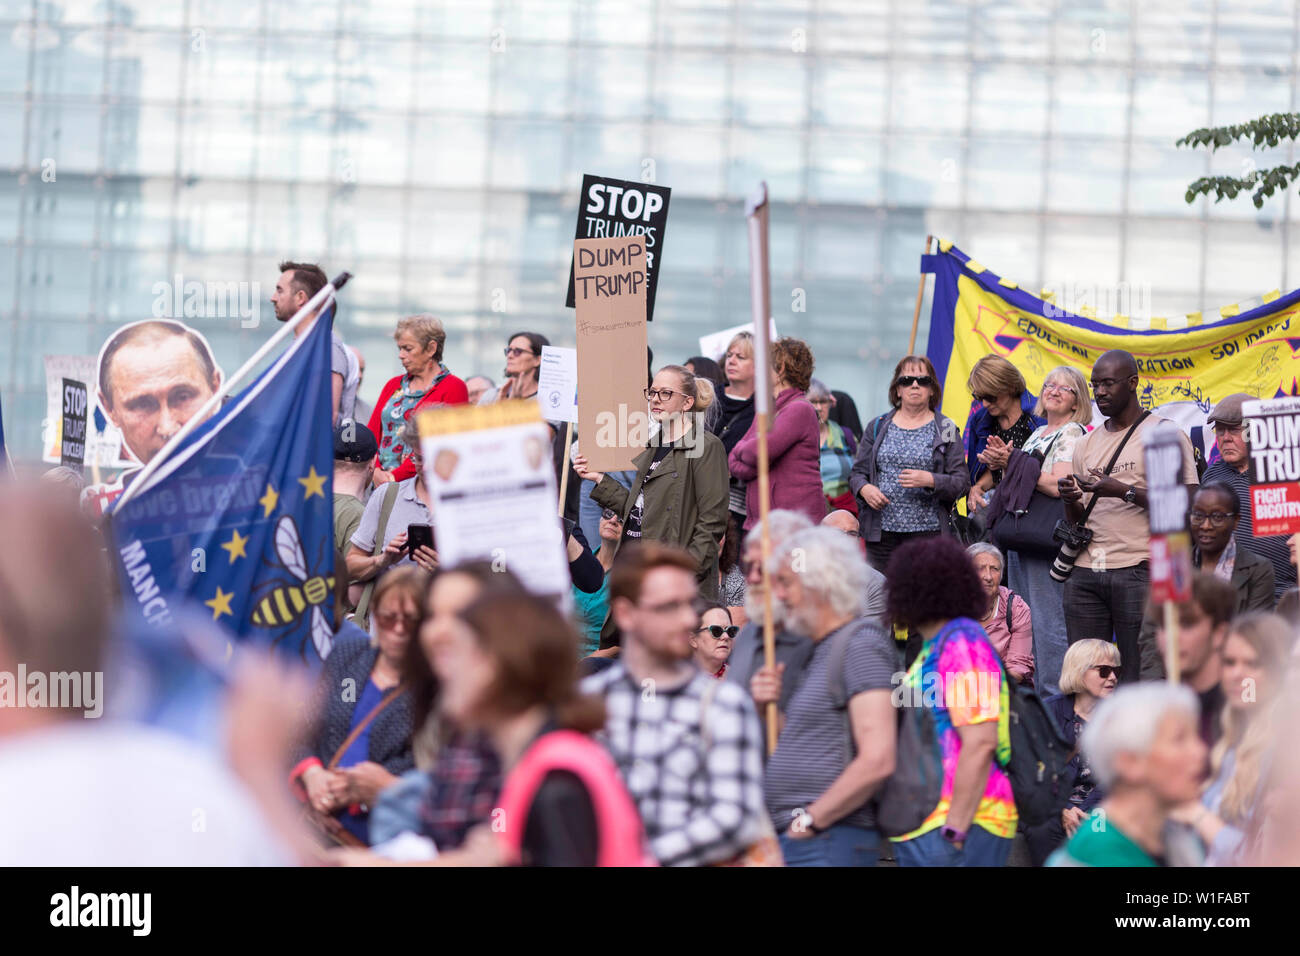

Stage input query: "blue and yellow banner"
[{"left": 924, "top": 242, "right": 1300, "bottom": 454}]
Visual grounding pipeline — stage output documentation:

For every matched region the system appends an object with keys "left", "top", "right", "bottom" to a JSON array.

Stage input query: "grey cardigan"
[{"left": 848, "top": 409, "right": 970, "bottom": 543}]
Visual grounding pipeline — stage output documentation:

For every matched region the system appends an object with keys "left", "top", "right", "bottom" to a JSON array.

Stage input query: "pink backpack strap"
[{"left": 496, "top": 730, "right": 654, "bottom": 867}]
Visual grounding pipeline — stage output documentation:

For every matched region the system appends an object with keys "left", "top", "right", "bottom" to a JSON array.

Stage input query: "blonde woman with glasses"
[
  {"left": 574, "top": 365, "right": 731, "bottom": 649},
  {"left": 1003, "top": 365, "right": 1094, "bottom": 696}
]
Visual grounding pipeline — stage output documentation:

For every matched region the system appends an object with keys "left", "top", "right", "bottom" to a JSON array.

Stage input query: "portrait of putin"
[{"left": 96, "top": 320, "right": 223, "bottom": 466}]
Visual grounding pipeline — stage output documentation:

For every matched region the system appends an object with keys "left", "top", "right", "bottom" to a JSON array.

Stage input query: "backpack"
[
  {"left": 992, "top": 643, "right": 1073, "bottom": 829},
  {"left": 827, "top": 623, "right": 944, "bottom": 838}
]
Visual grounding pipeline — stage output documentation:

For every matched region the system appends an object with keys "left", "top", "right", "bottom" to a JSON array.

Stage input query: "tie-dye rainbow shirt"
[{"left": 890, "top": 617, "right": 1018, "bottom": 842}]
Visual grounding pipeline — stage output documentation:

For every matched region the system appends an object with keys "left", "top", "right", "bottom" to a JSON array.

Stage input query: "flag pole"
[
  {"left": 907, "top": 235, "right": 934, "bottom": 354},
  {"left": 746, "top": 182, "right": 779, "bottom": 756},
  {"left": 115, "top": 273, "right": 352, "bottom": 510},
  {"left": 1163, "top": 601, "right": 1180, "bottom": 683},
  {"left": 557, "top": 421, "right": 574, "bottom": 517}
]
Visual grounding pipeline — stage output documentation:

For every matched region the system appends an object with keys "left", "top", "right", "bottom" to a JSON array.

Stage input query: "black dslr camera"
[{"left": 1049, "top": 520, "right": 1093, "bottom": 582}]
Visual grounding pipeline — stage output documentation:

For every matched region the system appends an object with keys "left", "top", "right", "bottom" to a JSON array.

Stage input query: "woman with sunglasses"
[
  {"left": 494, "top": 332, "right": 548, "bottom": 402},
  {"left": 291, "top": 567, "right": 426, "bottom": 846},
  {"left": 964, "top": 354, "right": 1044, "bottom": 507},
  {"left": 1001, "top": 364, "right": 1093, "bottom": 697},
  {"left": 691, "top": 604, "right": 738, "bottom": 679},
  {"left": 1024, "top": 639, "right": 1121, "bottom": 865},
  {"left": 574, "top": 365, "right": 730, "bottom": 643},
  {"left": 849, "top": 355, "right": 969, "bottom": 573}
]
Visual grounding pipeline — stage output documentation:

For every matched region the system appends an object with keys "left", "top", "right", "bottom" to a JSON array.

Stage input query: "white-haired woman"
[
  {"left": 1000, "top": 365, "right": 1092, "bottom": 696},
  {"left": 1049, "top": 683, "right": 1207, "bottom": 867},
  {"left": 1024, "top": 639, "right": 1120, "bottom": 865},
  {"left": 966, "top": 542, "right": 1034, "bottom": 684},
  {"left": 369, "top": 314, "right": 469, "bottom": 486}
]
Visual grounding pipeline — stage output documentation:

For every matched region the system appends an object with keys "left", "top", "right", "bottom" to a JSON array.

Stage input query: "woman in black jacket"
[
  {"left": 1025, "top": 638, "right": 1120, "bottom": 865},
  {"left": 291, "top": 566, "right": 426, "bottom": 844}
]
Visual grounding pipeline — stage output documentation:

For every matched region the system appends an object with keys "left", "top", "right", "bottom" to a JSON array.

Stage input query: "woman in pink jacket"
[{"left": 727, "top": 337, "right": 826, "bottom": 530}]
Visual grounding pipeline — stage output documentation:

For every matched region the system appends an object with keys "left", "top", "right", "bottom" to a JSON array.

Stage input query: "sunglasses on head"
[
  {"left": 698, "top": 625, "right": 739, "bottom": 640},
  {"left": 896, "top": 375, "right": 932, "bottom": 388},
  {"left": 1092, "top": 665, "right": 1121, "bottom": 680}
]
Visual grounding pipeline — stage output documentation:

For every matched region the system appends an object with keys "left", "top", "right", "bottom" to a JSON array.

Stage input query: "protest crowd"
[{"left": 8, "top": 255, "right": 1300, "bottom": 872}]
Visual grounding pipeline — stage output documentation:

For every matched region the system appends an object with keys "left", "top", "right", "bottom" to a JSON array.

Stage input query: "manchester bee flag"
[
  {"left": 107, "top": 308, "right": 337, "bottom": 665},
  {"left": 924, "top": 241, "right": 1300, "bottom": 460}
]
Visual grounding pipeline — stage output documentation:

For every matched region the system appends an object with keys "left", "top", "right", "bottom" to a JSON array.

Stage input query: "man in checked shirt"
[{"left": 583, "top": 542, "right": 768, "bottom": 866}]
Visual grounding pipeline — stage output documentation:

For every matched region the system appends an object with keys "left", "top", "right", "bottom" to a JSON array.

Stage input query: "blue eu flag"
[{"left": 108, "top": 309, "right": 337, "bottom": 665}]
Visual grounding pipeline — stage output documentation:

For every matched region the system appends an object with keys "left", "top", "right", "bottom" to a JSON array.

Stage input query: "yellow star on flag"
[
  {"left": 259, "top": 483, "right": 279, "bottom": 518},
  {"left": 298, "top": 465, "right": 327, "bottom": 500},
  {"left": 221, "top": 528, "right": 249, "bottom": 564},
  {"left": 205, "top": 587, "right": 234, "bottom": 621}
]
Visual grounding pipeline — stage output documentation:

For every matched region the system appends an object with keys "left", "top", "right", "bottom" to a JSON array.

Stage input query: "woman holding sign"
[{"left": 573, "top": 365, "right": 730, "bottom": 622}]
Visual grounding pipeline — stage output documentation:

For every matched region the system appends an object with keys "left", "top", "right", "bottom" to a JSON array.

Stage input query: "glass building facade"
[{"left": 2, "top": 0, "right": 1299, "bottom": 463}]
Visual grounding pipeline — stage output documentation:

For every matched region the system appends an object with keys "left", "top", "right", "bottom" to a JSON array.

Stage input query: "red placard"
[
  {"left": 1149, "top": 532, "right": 1193, "bottom": 603},
  {"left": 1250, "top": 482, "right": 1300, "bottom": 536}
]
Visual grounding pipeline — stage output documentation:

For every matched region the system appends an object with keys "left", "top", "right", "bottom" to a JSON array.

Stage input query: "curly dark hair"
[
  {"left": 772, "top": 337, "right": 815, "bottom": 393},
  {"left": 885, "top": 536, "right": 986, "bottom": 628},
  {"left": 719, "top": 512, "right": 741, "bottom": 575}
]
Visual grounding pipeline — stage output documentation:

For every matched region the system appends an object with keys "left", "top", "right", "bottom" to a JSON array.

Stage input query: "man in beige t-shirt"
[{"left": 1058, "top": 350, "right": 1198, "bottom": 683}]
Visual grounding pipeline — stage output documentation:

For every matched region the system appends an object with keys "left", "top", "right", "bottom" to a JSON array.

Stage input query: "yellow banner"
[{"left": 924, "top": 245, "right": 1300, "bottom": 445}]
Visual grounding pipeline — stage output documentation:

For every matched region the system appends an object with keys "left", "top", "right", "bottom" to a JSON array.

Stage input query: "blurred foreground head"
[{"left": 0, "top": 482, "right": 110, "bottom": 727}]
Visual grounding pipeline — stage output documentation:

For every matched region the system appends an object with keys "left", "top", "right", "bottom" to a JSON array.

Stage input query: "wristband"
[{"left": 940, "top": 825, "right": 967, "bottom": 846}]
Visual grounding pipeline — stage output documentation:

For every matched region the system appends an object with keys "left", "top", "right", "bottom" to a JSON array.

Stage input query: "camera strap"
[{"left": 1077, "top": 410, "right": 1151, "bottom": 526}]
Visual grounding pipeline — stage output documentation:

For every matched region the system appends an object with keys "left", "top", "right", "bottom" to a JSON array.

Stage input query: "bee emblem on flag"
[{"left": 252, "top": 515, "right": 334, "bottom": 660}]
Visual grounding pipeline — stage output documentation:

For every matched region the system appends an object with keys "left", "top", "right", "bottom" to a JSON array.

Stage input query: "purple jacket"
[{"left": 727, "top": 388, "right": 826, "bottom": 529}]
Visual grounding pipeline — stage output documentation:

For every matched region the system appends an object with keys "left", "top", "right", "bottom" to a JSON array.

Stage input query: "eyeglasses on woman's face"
[
  {"left": 1042, "top": 382, "right": 1077, "bottom": 396},
  {"left": 376, "top": 611, "right": 421, "bottom": 633},
  {"left": 503, "top": 347, "right": 532, "bottom": 358},
  {"left": 644, "top": 387, "right": 678, "bottom": 402},
  {"left": 896, "top": 375, "right": 932, "bottom": 389},
  {"left": 1091, "top": 665, "right": 1121, "bottom": 680},
  {"left": 697, "top": 625, "right": 739, "bottom": 640},
  {"left": 1189, "top": 510, "right": 1235, "bottom": 527}
]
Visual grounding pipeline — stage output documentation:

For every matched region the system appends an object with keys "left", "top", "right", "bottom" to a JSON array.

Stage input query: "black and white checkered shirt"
[{"left": 583, "top": 663, "right": 766, "bottom": 866}]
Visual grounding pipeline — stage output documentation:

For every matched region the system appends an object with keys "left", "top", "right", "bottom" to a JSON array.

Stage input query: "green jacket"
[{"left": 591, "top": 428, "right": 731, "bottom": 602}]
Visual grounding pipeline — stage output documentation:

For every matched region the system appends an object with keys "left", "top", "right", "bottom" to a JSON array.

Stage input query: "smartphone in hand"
[{"left": 407, "top": 523, "right": 435, "bottom": 558}]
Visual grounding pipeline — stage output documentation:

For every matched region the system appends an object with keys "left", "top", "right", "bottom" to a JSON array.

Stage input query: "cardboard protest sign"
[
  {"left": 60, "top": 378, "right": 88, "bottom": 472},
  {"left": 1144, "top": 427, "right": 1192, "bottom": 603},
  {"left": 42, "top": 355, "right": 132, "bottom": 468},
  {"left": 537, "top": 346, "right": 578, "bottom": 424},
  {"left": 566, "top": 174, "right": 670, "bottom": 322},
  {"left": 1244, "top": 396, "right": 1300, "bottom": 535},
  {"left": 573, "top": 235, "right": 650, "bottom": 474},
  {"left": 417, "top": 401, "right": 571, "bottom": 603},
  {"left": 698, "top": 319, "right": 779, "bottom": 365}
]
